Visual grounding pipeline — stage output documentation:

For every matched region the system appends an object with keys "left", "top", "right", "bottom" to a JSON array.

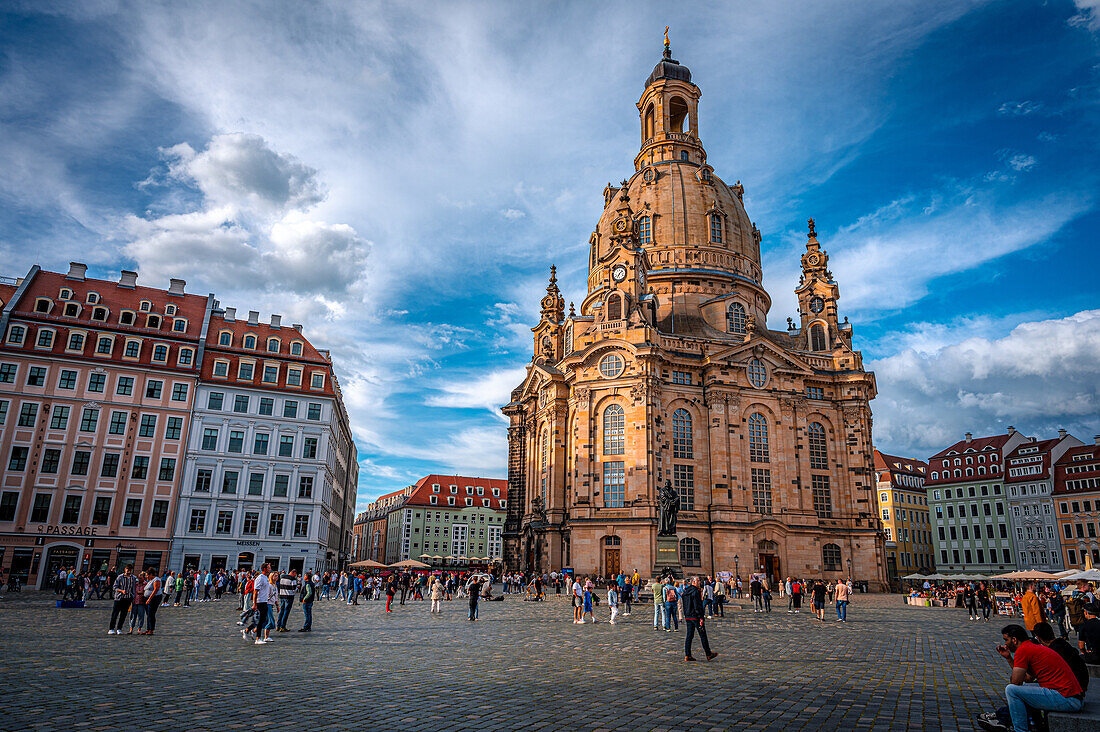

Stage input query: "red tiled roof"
[
  {"left": 1056, "top": 444, "right": 1099, "bottom": 465},
  {"left": 201, "top": 311, "right": 334, "bottom": 396},
  {"left": 929, "top": 433, "right": 1015, "bottom": 459},
  {"left": 874, "top": 449, "right": 928, "bottom": 477},
  {"left": 1, "top": 269, "right": 208, "bottom": 373},
  {"left": 404, "top": 474, "right": 508, "bottom": 510}
]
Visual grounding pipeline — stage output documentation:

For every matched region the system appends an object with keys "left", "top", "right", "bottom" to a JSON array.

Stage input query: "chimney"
[
  {"left": 66, "top": 262, "right": 88, "bottom": 281},
  {"left": 1029, "top": 436, "right": 1037, "bottom": 443},
  {"left": 270, "top": 314, "right": 282, "bottom": 328},
  {"left": 247, "top": 310, "right": 259, "bottom": 325},
  {"left": 292, "top": 323, "right": 303, "bottom": 332},
  {"left": 118, "top": 270, "right": 138, "bottom": 288},
  {"left": 1007, "top": 426, "right": 1016, "bottom": 435},
  {"left": 965, "top": 432, "right": 972, "bottom": 443},
  {"left": 223, "top": 307, "right": 236, "bottom": 322},
  {"left": 168, "top": 278, "right": 186, "bottom": 295},
  {"left": 1058, "top": 428, "right": 1067, "bottom": 440}
]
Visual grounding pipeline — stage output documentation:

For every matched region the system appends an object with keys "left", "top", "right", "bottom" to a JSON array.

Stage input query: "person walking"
[
  {"left": 790, "top": 579, "right": 803, "bottom": 613},
  {"left": 572, "top": 576, "right": 584, "bottom": 624},
  {"left": 141, "top": 568, "right": 162, "bottom": 635},
  {"left": 835, "top": 577, "right": 850, "bottom": 622},
  {"left": 108, "top": 565, "right": 136, "bottom": 635},
  {"left": 1021, "top": 582, "right": 1044, "bottom": 633},
  {"left": 786, "top": 577, "right": 794, "bottom": 612},
  {"left": 430, "top": 577, "right": 444, "bottom": 614},
  {"left": 978, "top": 583, "right": 993, "bottom": 621},
  {"left": 298, "top": 572, "right": 315, "bottom": 632},
  {"left": 751, "top": 576, "right": 763, "bottom": 613},
  {"left": 608, "top": 584, "right": 620, "bottom": 625},
  {"left": 812, "top": 580, "right": 827, "bottom": 621},
  {"left": 247, "top": 563, "right": 273, "bottom": 644},
  {"left": 467, "top": 575, "right": 482, "bottom": 621},
  {"left": 682, "top": 576, "right": 718, "bottom": 662},
  {"left": 964, "top": 584, "right": 978, "bottom": 621},
  {"left": 762, "top": 582, "right": 772, "bottom": 613},
  {"left": 662, "top": 578, "right": 679, "bottom": 632},
  {"left": 276, "top": 570, "right": 297, "bottom": 631},
  {"left": 581, "top": 579, "right": 596, "bottom": 624},
  {"left": 385, "top": 576, "right": 397, "bottom": 612},
  {"left": 128, "top": 571, "right": 147, "bottom": 634}
]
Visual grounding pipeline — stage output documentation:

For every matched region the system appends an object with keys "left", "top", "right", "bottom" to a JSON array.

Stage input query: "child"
[
  {"left": 582, "top": 584, "right": 597, "bottom": 624},
  {"left": 608, "top": 584, "right": 619, "bottom": 624}
]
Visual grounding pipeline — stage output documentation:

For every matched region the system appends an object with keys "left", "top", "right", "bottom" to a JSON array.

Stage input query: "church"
[{"left": 501, "top": 40, "right": 886, "bottom": 590}]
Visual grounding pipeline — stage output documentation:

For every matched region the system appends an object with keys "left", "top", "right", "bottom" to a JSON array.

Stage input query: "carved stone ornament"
[
  {"left": 574, "top": 387, "right": 590, "bottom": 408},
  {"left": 629, "top": 382, "right": 646, "bottom": 405}
]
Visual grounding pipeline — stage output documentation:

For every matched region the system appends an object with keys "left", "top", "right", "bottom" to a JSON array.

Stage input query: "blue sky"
[{"left": 1, "top": 1, "right": 1098, "bottom": 507}]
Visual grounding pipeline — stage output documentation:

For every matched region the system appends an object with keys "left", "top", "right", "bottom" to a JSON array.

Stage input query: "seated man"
[
  {"left": 979, "top": 624, "right": 1084, "bottom": 732},
  {"left": 1033, "top": 621, "right": 1089, "bottom": 693},
  {"left": 1078, "top": 602, "right": 1100, "bottom": 664}
]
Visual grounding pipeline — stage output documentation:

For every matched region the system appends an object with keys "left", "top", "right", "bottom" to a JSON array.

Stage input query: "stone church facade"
[{"left": 502, "top": 42, "right": 886, "bottom": 590}]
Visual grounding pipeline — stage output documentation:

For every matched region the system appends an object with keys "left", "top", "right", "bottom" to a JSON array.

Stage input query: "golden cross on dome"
[
  {"left": 664, "top": 26, "right": 670, "bottom": 47},
  {"left": 807, "top": 218, "right": 816, "bottom": 238}
]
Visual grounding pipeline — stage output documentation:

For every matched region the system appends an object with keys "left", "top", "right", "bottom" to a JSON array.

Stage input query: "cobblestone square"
[{"left": 0, "top": 590, "right": 1012, "bottom": 731}]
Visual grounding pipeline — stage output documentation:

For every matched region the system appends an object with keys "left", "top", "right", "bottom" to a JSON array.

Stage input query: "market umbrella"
[
  {"left": 348, "top": 559, "right": 386, "bottom": 569},
  {"left": 1062, "top": 568, "right": 1100, "bottom": 582},
  {"left": 389, "top": 559, "right": 430, "bottom": 569},
  {"left": 902, "top": 573, "right": 927, "bottom": 580},
  {"left": 418, "top": 554, "right": 433, "bottom": 559}
]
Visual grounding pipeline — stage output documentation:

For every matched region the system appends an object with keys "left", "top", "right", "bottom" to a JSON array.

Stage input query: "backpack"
[{"left": 665, "top": 586, "right": 677, "bottom": 603}]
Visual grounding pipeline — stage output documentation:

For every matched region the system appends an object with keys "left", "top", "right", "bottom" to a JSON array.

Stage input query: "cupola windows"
[
  {"left": 709, "top": 213, "right": 723, "bottom": 244},
  {"left": 810, "top": 324, "right": 827, "bottom": 351},
  {"left": 638, "top": 216, "right": 652, "bottom": 244},
  {"left": 668, "top": 96, "right": 689, "bottom": 133},
  {"left": 727, "top": 302, "right": 746, "bottom": 334}
]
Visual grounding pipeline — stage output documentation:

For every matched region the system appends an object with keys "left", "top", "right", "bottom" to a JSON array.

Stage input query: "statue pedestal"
[{"left": 654, "top": 534, "right": 682, "bottom": 579}]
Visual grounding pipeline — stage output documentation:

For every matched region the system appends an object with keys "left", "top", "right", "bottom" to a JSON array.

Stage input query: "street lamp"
[
  {"left": 734, "top": 554, "right": 740, "bottom": 578},
  {"left": 847, "top": 558, "right": 852, "bottom": 579}
]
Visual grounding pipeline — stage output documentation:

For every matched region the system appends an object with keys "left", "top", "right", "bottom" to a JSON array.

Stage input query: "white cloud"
[
  {"left": 871, "top": 310, "right": 1100, "bottom": 457},
  {"left": 425, "top": 366, "right": 527, "bottom": 414},
  {"left": 1069, "top": 0, "right": 1100, "bottom": 31},
  {"left": 764, "top": 183, "right": 1092, "bottom": 316},
  {"left": 500, "top": 208, "right": 526, "bottom": 220},
  {"left": 163, "top": 133, "right": 324, "bottom": 215},
  {"left": 1006, "top": 153, "right": 1037, "bottom": 171},
  {"left": 998, "top": 100, "right": 1043, "bottom": 116}
]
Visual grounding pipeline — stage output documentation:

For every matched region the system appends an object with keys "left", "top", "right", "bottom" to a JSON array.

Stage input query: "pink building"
[{"left": 0, "top": 263, "right": 212, "bottom": 587}]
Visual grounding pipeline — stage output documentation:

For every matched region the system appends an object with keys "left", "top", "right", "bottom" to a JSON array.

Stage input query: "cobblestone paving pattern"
[{"left": 0, "top": 591, "right": 1010, "bottom": 731}]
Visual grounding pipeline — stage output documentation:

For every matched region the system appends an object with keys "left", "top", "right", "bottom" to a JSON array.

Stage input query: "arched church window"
[
  {"left": 749, "top": 413, "right": 769, "bottom": 463},
  {"left": 541, "top": 429, "right": 550, "bottom": 497},
  {"left": 644, "top": 104, "right": 655, "bottom": 140},
  {"left": 747, "top": 358, "right": 767, "bottom": 388},
  {"left": 808, "top": 422, "right": 828, "bottom": 470},
  {"left": 603, "top": 404, "right": 625, "bottom": 455},
  {"left": 709, "top": 213, "right": 723, "bottom": 244},
  {"left": 638, "top": 216, "right": 652, "bottom": 244},
  {"left": 672, "top": 409, "right": 693, "bottom": 459},
  {"left": 822, "top": 543, "right": 842, "bottom": 572},
  {"left": 810, "top": 324, "right": 826, "bottom": 351},
  {"left": 606, "top": 293, "right": 622, "bottom": 321},
  {"left": 727, "top": 302, "right": 746, "bottom": 334}
]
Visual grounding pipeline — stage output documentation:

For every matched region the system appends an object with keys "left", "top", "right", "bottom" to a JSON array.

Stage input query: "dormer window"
[
  {"left": 164, "top": 304, "right": 176, "bottom": 315},
  {"left": 709, "top": 213, "right": 723, "bottom": 244},
  {"left": 218, "top": 331, "right": 232, "bottom": 346},
  {"left": 63, "top": 303, "right": 80, "bottom": 317},
  {"left": 172, "top": 319, "right": 187, "bottom": 333},
  {"left": 243, "top": 335, "right": 257, "bottom": 349},
  {"left": 119, "top": 310, "right": 135, "bottom": 325},
  {"left": 146, "top": 315, "right": 161, "bottom": 328},
  {"left": 91, "top": 307, "right": 108, "bottom": 321},
  {"left": 290, "top": 341, "right": 303, "bottom": 356},
  {"left": 152, "top": 344, "right": 169, "bottom": 362},
  {"left": 86, "top": 292, "right": 99, "bottom": 304},
  {"left": 139, "top": 301, "right": 152, "bottom": 312},
  {"left": 310, "top": 372, "right": 325, "bottom": 389},
  {"left": 34, "top": 298, "right": 52, "bottom": 313},
  {"left": 267, "top": 338, "right": 280, "bottom": 353},
  {"left": 59, "top": 288, "right": 73, "bottom": 300},
  {"left": 638, "top": 215, "right": 652, "bottom": 244}
]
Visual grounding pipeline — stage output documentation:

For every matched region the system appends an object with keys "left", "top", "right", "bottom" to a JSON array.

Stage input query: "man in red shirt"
[{"left": 995, "top": 624, "right": 1084, "bottom": 732}]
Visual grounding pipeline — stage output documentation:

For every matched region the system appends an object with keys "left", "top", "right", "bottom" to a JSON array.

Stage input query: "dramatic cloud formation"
[
  {"left": 872, "top": 310, "right": 1100, "bottom": 454},
  {"left": 1, "top": 1, "right": 1096, "bottom": 504}
]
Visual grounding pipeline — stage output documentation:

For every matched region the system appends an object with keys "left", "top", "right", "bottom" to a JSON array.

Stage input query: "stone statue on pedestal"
[{"left": 658, "top": 479, "right": 679, "bottom": 536}]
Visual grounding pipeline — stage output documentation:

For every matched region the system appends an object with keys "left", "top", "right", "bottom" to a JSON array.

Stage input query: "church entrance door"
[{"left": 605, "top": 548, "right": 620, "bottom": 578}]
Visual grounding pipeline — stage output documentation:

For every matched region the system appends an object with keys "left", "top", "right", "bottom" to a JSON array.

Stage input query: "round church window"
[
  {"left": 599, "top": 353, "right": 624, "bottom": 379},
  {"left": 747, "top": 358, "right": 767, "bottom": 388}
]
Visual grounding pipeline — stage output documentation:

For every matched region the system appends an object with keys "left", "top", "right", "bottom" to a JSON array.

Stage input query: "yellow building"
[
  {"left": 874, "top": 450, "right": 934, "bottom": 581},
  {"left": 502, "top": 40, "right": 885, "bottom": 589}
]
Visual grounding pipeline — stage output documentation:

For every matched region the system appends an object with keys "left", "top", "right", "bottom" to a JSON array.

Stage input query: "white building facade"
[
  {"left": 1004, "top": 432, "right": 1083, "bottom": 573},
  {"left": 168, "top": 307, "right": 356, "bottom": 574}
]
